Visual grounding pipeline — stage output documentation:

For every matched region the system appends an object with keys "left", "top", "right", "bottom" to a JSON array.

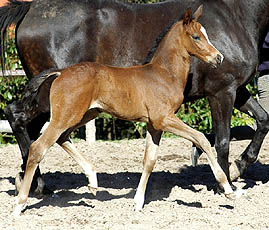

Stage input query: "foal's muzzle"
[{"left": 209, "top": 53, "right": 224, "bottom": 68}]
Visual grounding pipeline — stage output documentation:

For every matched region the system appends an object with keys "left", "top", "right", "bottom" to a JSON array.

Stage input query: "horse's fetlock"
[
  {"left": 215, "top": 141, "right": 229, "bottom": 152},
  {"left": 246, "top": 152, "right": 258, "bottom": 164}
]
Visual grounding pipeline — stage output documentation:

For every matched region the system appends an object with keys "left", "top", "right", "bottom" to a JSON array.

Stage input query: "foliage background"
[{"left": 0, "top": 0, "right": 255, "bottom": 144}]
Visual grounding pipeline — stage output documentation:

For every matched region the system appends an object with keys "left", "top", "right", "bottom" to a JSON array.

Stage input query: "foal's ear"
[
  {"left": 193, "top": 5, "right": 203, "bottom": 21},
  {"left": 183, "top": 8, "right": 192, "bottom": 25}
]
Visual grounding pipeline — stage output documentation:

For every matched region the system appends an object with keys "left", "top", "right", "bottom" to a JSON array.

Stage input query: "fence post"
[{"left": 85, "top": 119, "right": 96, "bottom": 143}]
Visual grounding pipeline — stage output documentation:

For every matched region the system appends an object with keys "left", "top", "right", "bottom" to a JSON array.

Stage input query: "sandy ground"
[{"left": 1, "top": 136, "right": 269, "bottom": 230}]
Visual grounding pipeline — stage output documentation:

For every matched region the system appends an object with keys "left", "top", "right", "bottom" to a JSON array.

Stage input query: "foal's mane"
[{"left": 144, "top": 18, "right": 180, "bottom": 64}]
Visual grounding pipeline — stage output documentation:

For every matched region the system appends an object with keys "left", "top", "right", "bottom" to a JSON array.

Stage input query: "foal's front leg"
[
  {"left": 134, "top": 124, "right": 162, "bottom": 211},
  {"left": 160, "top": 114, "right": 239, "bottom": 198}
]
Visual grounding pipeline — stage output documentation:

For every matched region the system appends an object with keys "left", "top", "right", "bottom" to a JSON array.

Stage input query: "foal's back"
[{"left": 50, "top": 61, "right": 170, "bottom": 123}]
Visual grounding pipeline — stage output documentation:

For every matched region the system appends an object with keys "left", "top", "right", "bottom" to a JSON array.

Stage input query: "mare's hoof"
[
  {"left": 15, "top": 173, "right": 23, "bottom": 196},
  {"left": 191, "top": 147, "right": 199, "bottom": 166},
  {"left": 229, "top": 161, "right": 241, "bottom": 182},
  {"left": 33, "top": 177, "right": 54, "bottom": 196},
  {"left": 191, "top": 146, "right": 202, "bottom": 166},
  {"left": 15, "top": 172, "right": 53, "bottom": 197}
]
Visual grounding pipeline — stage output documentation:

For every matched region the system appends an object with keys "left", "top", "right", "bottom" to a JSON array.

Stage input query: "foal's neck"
[{"left": 150, "top": 21, "right": 190, "bottom": 78}]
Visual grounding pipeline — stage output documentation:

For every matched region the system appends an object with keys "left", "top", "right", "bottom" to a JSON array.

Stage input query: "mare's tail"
[{"left": 0, "top": 0, "right": 32, "bottom": 73}]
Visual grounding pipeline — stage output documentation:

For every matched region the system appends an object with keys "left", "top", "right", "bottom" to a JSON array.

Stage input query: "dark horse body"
[{"left": 1, "top": 0, "right": 269, "bottom": 193}]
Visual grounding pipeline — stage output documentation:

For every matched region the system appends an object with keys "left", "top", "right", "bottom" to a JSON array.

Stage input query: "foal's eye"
[{"left": 192, "top": 35, "right": 201, "bottom": 41}]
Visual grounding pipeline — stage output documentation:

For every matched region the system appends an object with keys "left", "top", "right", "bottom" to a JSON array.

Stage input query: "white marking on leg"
[
  {"left": 134, "top": 131, "right": 159, "bottom": 211},
  {"left": 222, "top": 181, "right": 234, "bottom": 195},
  {"left": 13, "top": 198, "right": 27, "bottom": 216},
  {"left": 85, "top": 167, "right": 98, "bottom": 189},
  {"left": 134, "top": 192, "right": 144, "bottom": 211}
]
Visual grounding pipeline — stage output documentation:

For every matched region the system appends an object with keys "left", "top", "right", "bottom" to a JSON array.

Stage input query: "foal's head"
[{"left": 182, "top": 5, "right": 223, "bottom": 67}]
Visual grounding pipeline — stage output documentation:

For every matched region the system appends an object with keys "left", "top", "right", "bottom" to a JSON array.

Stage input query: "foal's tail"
[
  {"left": 21, "top": 70, "right": 61, "bottom": 101},
  {"left": 0, "top": 0, "right": 32, "bottom": 73}
]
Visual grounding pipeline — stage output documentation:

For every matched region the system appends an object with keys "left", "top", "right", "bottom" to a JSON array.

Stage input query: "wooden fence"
[{"left": 0, "top": 70, "right": 96, "bottom": 143}]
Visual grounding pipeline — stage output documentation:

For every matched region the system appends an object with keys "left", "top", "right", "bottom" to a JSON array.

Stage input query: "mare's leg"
[
  {"left": 4, "top": 100, "right": 49, "bottom": 195},
  {"left": 5, "top": 71, "right": 57, "bottom": 195},
  {"left": 191, "top": 126, "right": 255, "bottom": 166},
  {"left": 14, "top": 123, "right": 64, "bottom": 216},
  {"left": 134, "top": 124, "right": 162, "bottom": 211},
  {"left": 158, "top": 114, "right": 236, "bottom": 197},
  {"left": 207, "top": 92, "right": 235, "bottom": 185},
  {"left": 230, "top": 86, "right": 269, "bottom": 180}
]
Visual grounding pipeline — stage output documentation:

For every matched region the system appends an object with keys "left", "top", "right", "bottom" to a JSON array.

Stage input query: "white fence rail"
[
  {"left": 0, "top": 120, "right": 96, "bottom": 143},
  {"left": 0, "top": 70, "right": 25, "bottom": 76},
  {"left": 0, "top": 120, "right": 49, "bottom": 133},
  {"left": 0, "top": 70, "right": 96, "bottom": 143}
]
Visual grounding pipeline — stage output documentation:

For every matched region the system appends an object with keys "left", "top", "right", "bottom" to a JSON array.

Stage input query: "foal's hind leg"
[
  {"left": 60, "top": 141, "right": 98, "bottom": 195},
  {"left": 14, "top": 124, "right": 64, "bottom": 216},
  {"left": 57, "top": 109, "right": 100, "bottom": 195},
  {"left": 157, "top": 114, "right": 237, "bottom": 198},
  {"left": 134, "top": 124, "right": 162, "bottom": 211}
]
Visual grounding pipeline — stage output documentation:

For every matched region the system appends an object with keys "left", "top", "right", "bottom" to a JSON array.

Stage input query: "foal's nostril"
[{"left": 216, "top": 54, "right": 223, "bottom": 64}]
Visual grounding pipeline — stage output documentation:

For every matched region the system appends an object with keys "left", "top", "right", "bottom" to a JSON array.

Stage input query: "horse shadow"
[
  {"left": 239, "top": 161, "right": 269, "bottom": 189},
  {"left": 1, "top": 160, "right": 269, "bottom": 211}
]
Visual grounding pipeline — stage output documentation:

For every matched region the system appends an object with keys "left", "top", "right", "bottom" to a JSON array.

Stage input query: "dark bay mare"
[
  {"left": 14, "top": 6, "right": 239, "bottom": 215},
  {"left": 1, "top": 0, "right": 269, "bottom": 195}
]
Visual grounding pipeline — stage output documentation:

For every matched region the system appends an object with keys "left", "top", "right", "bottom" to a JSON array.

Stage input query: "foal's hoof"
[
  {"left": 225, "top": 188, "right": 246, "bottom": 200},
  {"left": 134, "top": 193, "right": 144, "bottom": 211},
  {"left": 13, "top": 199, "right": 27, "bottom": 216},
  {"left": 88, "top": 185, "right": 98, "bottom": 196}
]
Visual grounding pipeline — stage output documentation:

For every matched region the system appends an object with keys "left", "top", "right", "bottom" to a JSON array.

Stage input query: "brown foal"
[{"left": 14, "top": 5, "right": 237, "bottom": 215}]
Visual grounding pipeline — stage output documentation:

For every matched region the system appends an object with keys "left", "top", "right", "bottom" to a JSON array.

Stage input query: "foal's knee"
[{"left": 143, "top": 153, "right": 157, "bottom": 172}]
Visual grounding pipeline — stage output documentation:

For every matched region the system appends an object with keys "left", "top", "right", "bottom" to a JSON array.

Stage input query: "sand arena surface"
[{"left": 1, "top": 136, "right": 269, "bottom": 229}]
